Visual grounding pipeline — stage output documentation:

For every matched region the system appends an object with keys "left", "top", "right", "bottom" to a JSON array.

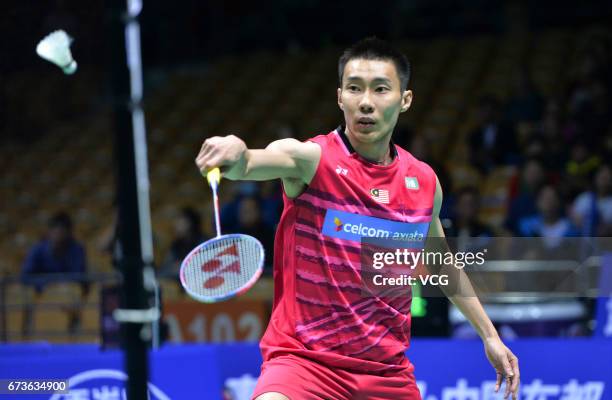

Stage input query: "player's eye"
[
  {"left": 347, "top": 85, "right": 360, "bottom": 92},
  {"left": 375, "top": 86, "right": 390, "bottom": 93}
]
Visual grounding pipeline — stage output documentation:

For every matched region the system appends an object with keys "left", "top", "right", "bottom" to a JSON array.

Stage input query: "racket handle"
[
  {"left": 207, "top": 167, "right": 222, "bottom": 237},
  {"left": 206, "top": 167, "right": 221, "bottom": 188}
]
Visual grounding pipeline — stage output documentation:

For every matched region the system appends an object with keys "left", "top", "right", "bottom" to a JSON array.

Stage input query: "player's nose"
[{"left": 358, "top": 92, "right": 374, "bottom": 113}]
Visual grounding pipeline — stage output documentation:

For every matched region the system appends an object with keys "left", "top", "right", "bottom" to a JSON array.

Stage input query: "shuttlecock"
[{"left": 36, "top": 30, "right": 77, "bottom": 75}]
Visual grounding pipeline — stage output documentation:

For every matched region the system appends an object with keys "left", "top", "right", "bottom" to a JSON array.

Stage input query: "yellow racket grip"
[{"left": 206, "top": 167, "right": 221, "bottom": 187}]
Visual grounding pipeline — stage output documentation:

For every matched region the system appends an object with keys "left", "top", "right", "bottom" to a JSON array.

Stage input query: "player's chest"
[{"left": 323, "top": 163, "right": 429, "bottom": 213}]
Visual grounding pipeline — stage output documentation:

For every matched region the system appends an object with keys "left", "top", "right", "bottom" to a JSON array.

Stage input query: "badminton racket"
[{"left": 179, "top": 168, "right": 265, "bottom": 303}]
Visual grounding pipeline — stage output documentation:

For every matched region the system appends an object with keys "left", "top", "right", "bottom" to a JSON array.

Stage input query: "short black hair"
[
  {"left": 338, "top": 37, "right": 411, "bottom": 91},
  {"left": 49, "top": 212, "right": 72, "bottom": 230}
]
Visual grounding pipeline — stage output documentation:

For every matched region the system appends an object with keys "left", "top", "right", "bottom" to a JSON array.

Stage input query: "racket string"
[{"left": 182, "top": 235, "right": 263, "bottom": 298}]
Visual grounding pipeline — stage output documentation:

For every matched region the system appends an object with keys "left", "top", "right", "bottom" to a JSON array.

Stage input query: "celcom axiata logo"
[
  {"left": 322, "top": 209, "right": 429, "bottom": 247},
  {"left": 334, "top": 217, "right": 343, "bottom": 231}
]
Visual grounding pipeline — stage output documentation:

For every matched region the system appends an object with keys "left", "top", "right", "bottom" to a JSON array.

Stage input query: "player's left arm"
[{"left": 425, "top": 176, "right": 520, "bottom": 400}]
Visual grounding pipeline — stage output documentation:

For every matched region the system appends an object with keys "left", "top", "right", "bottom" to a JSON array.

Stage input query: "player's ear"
[
  {"left": 337, "top": 88, "right": 344, "bottom": 111},
  {"left": 400, "top": 90, "right": 412, "bottom": 113}
]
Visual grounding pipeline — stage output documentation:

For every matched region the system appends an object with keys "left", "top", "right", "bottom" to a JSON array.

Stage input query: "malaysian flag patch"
[{"left": 370, "top": 188, "right": 390, "bottom": 204}]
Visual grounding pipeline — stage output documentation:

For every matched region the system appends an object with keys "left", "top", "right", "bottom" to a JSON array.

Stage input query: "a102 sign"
[{"left": 163, "top": 300, "right": 268, "bottom": 343}]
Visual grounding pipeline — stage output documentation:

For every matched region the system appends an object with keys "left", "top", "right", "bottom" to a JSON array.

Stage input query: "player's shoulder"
[
  {"left": 395, "top": 144, "right": 437, "bottom": 179},
  {"left": 395, "top": 144, "right": 440, "bottom": 204},
  {"left": 305, "top": 129, "right": 338, "bottom": 147}
]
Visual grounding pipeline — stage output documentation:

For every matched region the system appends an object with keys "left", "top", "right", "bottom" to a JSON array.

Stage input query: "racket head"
[{"left": 179, "top": 233, "right": 264, "bottom": 303}]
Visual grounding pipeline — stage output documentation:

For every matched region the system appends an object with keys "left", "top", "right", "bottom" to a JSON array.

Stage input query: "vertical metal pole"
[{"left": 108, "top": 0, "right": 154, "bottom": 398}]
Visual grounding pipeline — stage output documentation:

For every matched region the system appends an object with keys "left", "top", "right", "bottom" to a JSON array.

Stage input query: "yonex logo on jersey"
[
  {"left": 335, "top": 165, "right": 348, "bottom": 176},
  {"left": 322, "top": 209, "right": 429, "bottom": 247},
  {"left": 405, "top": 177, "right": 419, "bottom": 190}
]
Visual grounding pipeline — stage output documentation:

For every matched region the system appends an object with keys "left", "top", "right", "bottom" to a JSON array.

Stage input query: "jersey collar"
[{"left": 336, "top": 125, "right": 398, "bottom": 164}]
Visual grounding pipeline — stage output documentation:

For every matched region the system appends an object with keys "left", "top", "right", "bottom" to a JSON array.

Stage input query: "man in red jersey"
[{"left": 196, "top": 38, "right": 520, "bottom": 400}]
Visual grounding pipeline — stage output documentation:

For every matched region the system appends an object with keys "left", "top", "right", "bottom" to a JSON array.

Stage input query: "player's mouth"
[{"left": 356, "top": 117, "right": 376, "bottom": 130}]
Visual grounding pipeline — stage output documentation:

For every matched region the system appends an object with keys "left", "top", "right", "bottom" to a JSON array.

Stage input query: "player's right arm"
[{"left": 195, "top": 135, "right": 320, "bottom": 184}]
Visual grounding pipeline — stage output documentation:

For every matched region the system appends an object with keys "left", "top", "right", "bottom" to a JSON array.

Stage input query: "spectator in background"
[
  {"left": 221, "top": 179, "right": 284, "bottom": 231},
  {"left": 259, "top": 180, "right": 283, "bottom": 229},
  {"left": 525, "top": 99, "right": 568, "bottom": 171},
  {"left": 565, "top": 139, "right": 601, "bottom": 197},
  {"left": 505, "top": 158, "right": 547, "bottom": 235},
  {"left": 572, "top": 163, "right": 612, "bottom": 236},
  {"left": 518, "top": 185, "right": 579, "bottom": 253},
  {"left": 22, "top": 212, "right": 87, "bottom": 287},
  {"left": 220, "top": 181, "right": 259, "bottom": 231},
  {"left": 505, "top": 69, "right": 543, "bottom": 125},
  {"left": 161, "top": 207, "right": 205, "bottom": 278},
  {"left": 522, "top": 136, "right": 546, "bottom": 160},
  {"left": 446, "top": 187, "right": 493, "bottom": 252},
  {"left": 469, "top": 96, "right": 518, "bottom": 173},
  {"left": 230, "top": 195, "right": 275, "bottom": 274},
  {"left": 21, "top": 212, "right": 88, "bottom": 334},
  {"left": 408, "top": 134, "right": 453, "bottom": 220},
  {"left": 566, "top": 47, "right": 611, "bottom": 147}
]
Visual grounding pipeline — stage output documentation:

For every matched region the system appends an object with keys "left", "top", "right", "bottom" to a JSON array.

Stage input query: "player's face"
[{"left": 338, "top": 59, "right": 412, "bottom": 144}]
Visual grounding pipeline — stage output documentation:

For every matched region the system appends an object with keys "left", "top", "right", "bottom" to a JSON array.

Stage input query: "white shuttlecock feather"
[{"left": 36, "top": 30, "right": 77, "bottom": 75}]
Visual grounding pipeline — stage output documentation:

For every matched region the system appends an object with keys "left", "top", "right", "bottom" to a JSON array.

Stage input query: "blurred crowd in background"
[{"left": 2, "top": 0, "right": 612, "bottom": 341}]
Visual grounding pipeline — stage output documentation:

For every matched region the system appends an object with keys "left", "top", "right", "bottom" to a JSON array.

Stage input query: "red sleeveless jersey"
[{"left": 260, "top": 128, "right": 437, "bottom": 375}]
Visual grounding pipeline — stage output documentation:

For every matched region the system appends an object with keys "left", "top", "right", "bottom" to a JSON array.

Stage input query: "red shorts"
[{"left": 251, "top": 354, "right": 421, "bottom": 400}]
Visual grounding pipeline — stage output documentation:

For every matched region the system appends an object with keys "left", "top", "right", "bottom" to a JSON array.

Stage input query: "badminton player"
[{"left": 196, "top": 37, "right": 520, "bottom": 400}]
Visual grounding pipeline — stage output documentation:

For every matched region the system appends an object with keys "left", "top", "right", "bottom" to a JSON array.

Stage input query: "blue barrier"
[
  {"left": 0, "top": 339, "right": 610, "bottom": 399},
  {"left": 595, "top": 253, "right": 612, "bottom": 338}
]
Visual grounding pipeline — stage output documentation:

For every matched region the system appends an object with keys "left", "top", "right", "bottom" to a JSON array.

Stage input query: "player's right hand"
[
  {"left": 484, "top": 337, "right": 520, "bottom": 400},
  {"left": 195, "top": 135, "right": 247, "bottom": 177}
]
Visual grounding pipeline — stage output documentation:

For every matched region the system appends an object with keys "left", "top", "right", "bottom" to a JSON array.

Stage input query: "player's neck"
[{"left": 344, "top": 128, "right": 393, "bottom": 165}]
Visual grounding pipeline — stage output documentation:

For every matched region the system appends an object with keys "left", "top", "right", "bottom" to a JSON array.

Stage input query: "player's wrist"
[
  {"left": 481, "top": 329, "right": 501, "bottom": 342},
  {"left": 224, "top": 150, "right": 249, "bottom": 180}
]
